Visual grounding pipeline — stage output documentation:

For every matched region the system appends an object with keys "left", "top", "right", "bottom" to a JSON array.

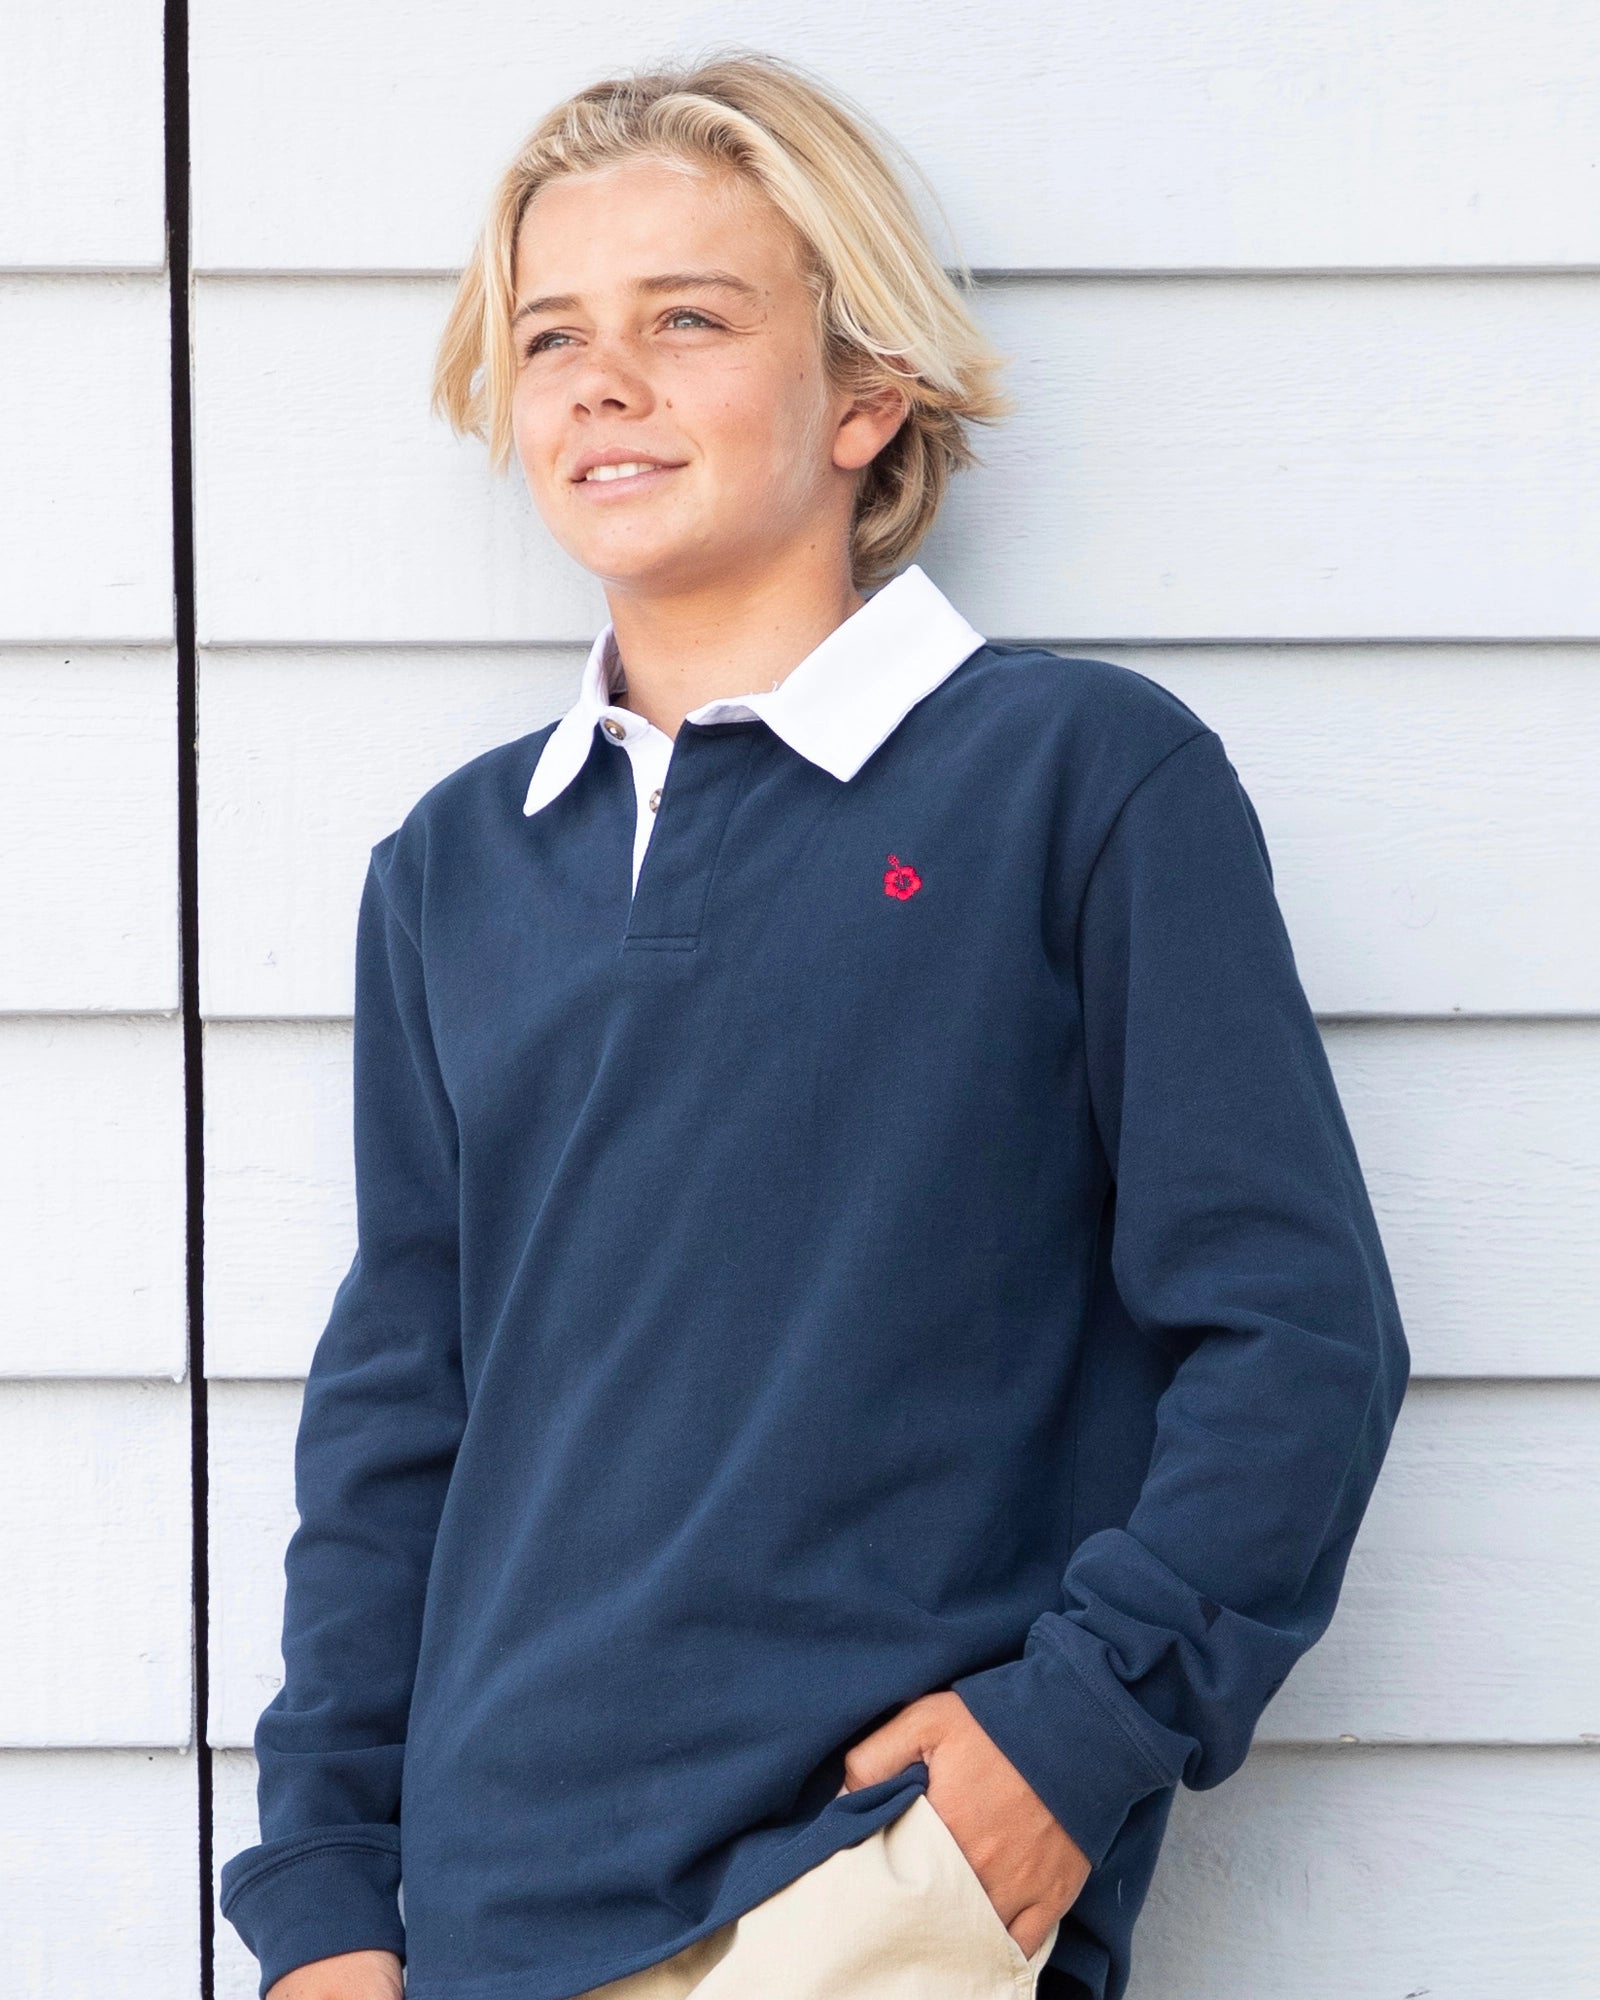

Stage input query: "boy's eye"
[{"left": 522, "top": 308, "right": 718, "bottom": 358}]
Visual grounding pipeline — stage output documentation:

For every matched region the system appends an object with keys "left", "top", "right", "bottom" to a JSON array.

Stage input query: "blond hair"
[{"left": 431, "top": 46, "right": 1014, "bottom": 589}]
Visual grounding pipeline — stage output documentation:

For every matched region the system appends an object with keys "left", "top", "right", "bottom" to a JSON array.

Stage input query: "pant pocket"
[
  {"left": 902, "top": 1793, "right": 1060, "bottom": 1994},
  {"left": 691, "top": 1791, "right": 1032, "bottom": 1998}
]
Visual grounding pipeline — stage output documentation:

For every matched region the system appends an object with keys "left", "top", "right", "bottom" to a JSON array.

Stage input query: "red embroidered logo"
[{"left": 883, "top": 853, "right": 922, "bottom": 900}]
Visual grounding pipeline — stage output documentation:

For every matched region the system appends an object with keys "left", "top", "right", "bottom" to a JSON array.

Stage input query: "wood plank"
[
  {"left": 208, "top": 1381, "right": 302, "bottom": 1754},
  {"left": 202, "top": 1015, "right": 1600, "bottom": 1382},
  {"left": 1128, "top": 1745, "right": 1600, "bottom": 2000},
  {"left": 191, "top": 2, "right": 1600, "bottom": 275},
  {"left": 0, "top": 281, "right": 173, "bottom": 643},
  {"left": 197, "top": 647, "right": 577, "bottom": 1017},
  {"left": 196, "top": 645, "right": 1600, "bottom": 1018},
  {"left": 1257, "top": 1383, "right": 1600, "bottom": 1744},
  {"left": 203, "top": 1020, "right": 352, "bottom": 1381},
  {"left": 1129, "top": 648, "right": 1600, "bottom": 1016},
  {"left": 213, "top": 1748, "right": 272, "bottom": 1999},
  {"left": 0, "top": 1016, "right": 186, "bottom": 1380},
  {"left": 205, "top": 1380, "right": 1600, "bottom": 1749},
  {"left": 192, "top": 275, "right": 1600, "bottom": 645},
  {"left": 0, "top": 0, "right": 165, "bottom": 271},
  {"left": 931, "top": 279, "right": 1600, "bottom": 643},
  {"left": 0, "top": 650, "right": 179, "bottom": 1011},
  {"left": 1, "top": 1750, "right": 198, "bottom": 1999},
  {"left": 1319, "top": 1020, "right": 1600, "bottom": 1383},
  {"left": 0, "top": 1382, "right": 192, "bottom": 1747}
]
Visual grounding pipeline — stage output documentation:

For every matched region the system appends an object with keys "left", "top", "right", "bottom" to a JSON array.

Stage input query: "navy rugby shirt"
[{"left": 220, "top": 563, "right": 1410, "bottom": 2000}]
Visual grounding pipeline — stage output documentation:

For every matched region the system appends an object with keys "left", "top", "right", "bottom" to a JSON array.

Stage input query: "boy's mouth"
[{"left": 572, "top": 461, "right": 685, "bottom": 497}]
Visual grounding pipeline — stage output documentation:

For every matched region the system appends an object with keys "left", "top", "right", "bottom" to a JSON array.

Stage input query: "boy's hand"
[
  {"left": 264, "top": 1948, "right": 404, "bottom": 2000},
  {"left": 839, "top": 1689, "right": 1091, "bottom": 1960}
]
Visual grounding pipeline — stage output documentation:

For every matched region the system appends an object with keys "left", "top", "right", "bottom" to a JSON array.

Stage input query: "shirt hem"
[{"left": 400, "top": 1770, "right": 929, "bottom": 2000}]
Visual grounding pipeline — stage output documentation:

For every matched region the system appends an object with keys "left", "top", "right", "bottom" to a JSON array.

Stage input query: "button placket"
[
  {"left": 596, "top": 708, "right": 669, "bottom": 896},
  {"left": 620, "top": 723, "right": 759, "bottom": 957}
]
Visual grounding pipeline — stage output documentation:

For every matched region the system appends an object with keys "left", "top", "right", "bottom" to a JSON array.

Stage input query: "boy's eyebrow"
[{"left": 512, "top": 271, "right": 761, "bottom": 325}]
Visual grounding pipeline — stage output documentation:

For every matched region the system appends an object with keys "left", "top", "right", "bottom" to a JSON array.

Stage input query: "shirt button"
[
  {"left": 648, "top": 787, "right": 662, "bottom": 813},
  {"left": 602, "top": 717, "right": 626, "bottom": 739}
]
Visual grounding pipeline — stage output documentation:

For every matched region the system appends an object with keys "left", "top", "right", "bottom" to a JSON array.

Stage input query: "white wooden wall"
[{"left": 5, "top": 5, "right": 1598, "bottom": 1996}]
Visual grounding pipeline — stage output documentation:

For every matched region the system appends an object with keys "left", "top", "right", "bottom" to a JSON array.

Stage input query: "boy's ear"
[{"left": 835, "top": 382, "right": 912, "bottom": 470}]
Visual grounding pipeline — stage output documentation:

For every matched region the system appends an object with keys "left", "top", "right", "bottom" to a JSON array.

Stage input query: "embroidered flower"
[{"left": 883, "top": 853, "right": 922, "bottom": 900}]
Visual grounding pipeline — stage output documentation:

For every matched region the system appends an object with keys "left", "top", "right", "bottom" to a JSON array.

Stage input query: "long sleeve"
[
  {"left": 220, "top": 844, "right": 469, "bottom": 1996},
  {"left": 950, "top": 725, "right": 1410, "bottom": 1867}
]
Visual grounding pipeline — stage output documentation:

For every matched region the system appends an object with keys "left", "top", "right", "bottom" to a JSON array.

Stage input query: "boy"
[{"left": 221, "top": 49, "right": 1409, "bottom": 2000}]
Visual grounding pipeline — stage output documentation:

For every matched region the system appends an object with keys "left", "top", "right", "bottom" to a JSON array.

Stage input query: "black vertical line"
[{"left": 164, "top": 1, "right": 213, "bottom": 1993}]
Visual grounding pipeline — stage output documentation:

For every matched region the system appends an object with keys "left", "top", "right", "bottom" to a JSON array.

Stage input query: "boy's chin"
[{"left": 565, "top": 532, "right": 753, "bottom": 593}]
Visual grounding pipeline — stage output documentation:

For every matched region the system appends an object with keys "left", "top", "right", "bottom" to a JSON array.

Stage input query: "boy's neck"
[{"left": 602, "top": 554, "right": 867, "bottom": 739}]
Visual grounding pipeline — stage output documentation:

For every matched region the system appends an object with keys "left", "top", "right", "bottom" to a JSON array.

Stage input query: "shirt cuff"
[
  {"left": 219, "top": 1826, "right": 405, "bottom": 1999},
  {"left": 949, "top": 1624, "right": 1184, "bottom": 1868}
]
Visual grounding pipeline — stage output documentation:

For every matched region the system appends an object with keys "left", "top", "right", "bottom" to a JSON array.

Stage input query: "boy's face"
[{"left": 508, "top": 155, "right": 902, "bottom": 594}]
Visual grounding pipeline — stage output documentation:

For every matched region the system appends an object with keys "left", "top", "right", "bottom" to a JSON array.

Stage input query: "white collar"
[{"left": 521, "top": 563, "right": 987, "bottom": 817}]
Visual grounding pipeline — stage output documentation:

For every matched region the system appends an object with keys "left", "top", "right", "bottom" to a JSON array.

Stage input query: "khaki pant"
[{"left": 575, "top": 1793, "right": 1062, "bottom": 1999}]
